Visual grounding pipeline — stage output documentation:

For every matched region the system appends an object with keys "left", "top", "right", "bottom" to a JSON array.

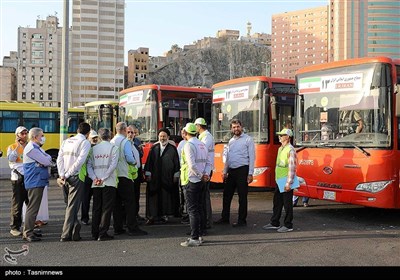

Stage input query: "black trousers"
[
  {"left": 133, "top": 168, "right": 142, "bottom": 217},
  {"left": 92, "top": 186, "right": 116, "bottom": 238},
  {"left": 221, "top": 165, "right": 249, "bottom": 223},
  {"left": 10, "top": 175, "right": 28, "bottom": 230},
  {"left": 81, "top": 176, "right": 93, "bottom": 223},
  {"left": 270, "top": 187, "right": 294, "bottom": 229},
  {"left": 185, "top": 181, "right": 205, "bottom": 239},
  {"left": 113, "top": 177, "right": 138, "bottom": 233}
]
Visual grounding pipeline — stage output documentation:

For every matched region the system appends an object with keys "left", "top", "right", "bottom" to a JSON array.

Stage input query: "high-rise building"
[
  {"left": 329, "top": 0, "right": 400, "bottom": 61},
  {"left": 16, "top": 16, "right": 62, "bottom": 106},
  {"left": 271, "top": 6, "right": 329, "bottom": 79},
  {"left": 71, "top": 0, "right": 125, "bottom": 106}
]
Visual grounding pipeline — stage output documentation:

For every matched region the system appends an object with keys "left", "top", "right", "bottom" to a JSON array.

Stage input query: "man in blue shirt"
[{"left": 215, "top": 119, "right": 255, "bottom": 227}]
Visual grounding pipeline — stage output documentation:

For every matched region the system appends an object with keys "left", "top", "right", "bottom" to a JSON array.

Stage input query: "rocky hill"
[{"left": 149, "top": 41, "right": 271, "bottom": 88}]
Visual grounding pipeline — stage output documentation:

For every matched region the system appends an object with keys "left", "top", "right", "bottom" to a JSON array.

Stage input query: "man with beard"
[
  {"left": 144, "top": 128, "right": 180, "bottom": 225},
  {"left": 215, "top": 119, "right": 255, "bottom": 227}
]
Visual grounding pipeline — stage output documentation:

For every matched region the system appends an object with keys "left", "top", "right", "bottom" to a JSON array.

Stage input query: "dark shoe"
[
  {"left": 23, "top": 235, "right": 41, "bottom": 242},
  {"left": 81, "top": 220, "right": 90, "bottom": 225},
  {"left": 60, "top": 237, "right": 72, "bottom": 242},
  {"left": 98, "top": 234, "right": 114, "bottom": 241},
  {"left": 136, "top": 215, "right": 146, "bottom": 222},
  {"left": 145, "top": 219, "right": 154, "bottom": 225},
  {"left": 114, "top": 229, "right": 126, "bottom": 235},
  {"left": 33, "top": 231, "right": 43, "bottom": 237},
  {"left": 128, "top": 228, "right": 148, "bottom": 236},
  {"left": 72, "top": 224, "right": 81, "bottom": 241},
  {"left": 232, "top": 221, "right": 247, "bottom": 227},
  {"left": 214, "top": 218, "right": 230, "bottom": 225},
  {"left": 92, "top": 235, "right": 99, "bottom": 241},
  {"left": 181, "top": 216, "right": 190, "bottom": 224}
]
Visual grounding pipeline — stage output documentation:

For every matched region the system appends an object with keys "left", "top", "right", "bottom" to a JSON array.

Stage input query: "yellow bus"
[{"left": 0, "top": 101, "right": 84, "bottom": 176}]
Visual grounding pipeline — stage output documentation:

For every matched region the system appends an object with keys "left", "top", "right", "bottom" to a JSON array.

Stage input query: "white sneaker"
[
  {"left": 199, "top": 236, "right": 204, "bottom": 244},
  {"left": 180, "top": 238, "right": 201, "bottom": 247},
  {"left": 277, "top": 226, "right": 293, "bottom": 233},
  {"left": 10, "top": 229, "right": 22, "bottom": 236},
  {"left": 262, "top": 223, "right": 280, "bottom": 230}
]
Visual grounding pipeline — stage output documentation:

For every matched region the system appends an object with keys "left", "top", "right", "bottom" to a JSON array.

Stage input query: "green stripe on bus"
[{"left": 300, "top": 77, "right": 321, "bottom": 83}]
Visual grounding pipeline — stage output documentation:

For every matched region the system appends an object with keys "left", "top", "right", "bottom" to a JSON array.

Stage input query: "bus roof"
[
  {"left": 84, "top": 100, "right": 119, "bottom": 107},
  {"left": 120, "top": 84, "right": 211, "bottom": 96},
  {"left": 296, "top": 56, "right": 400, "bottom": 75},
  {"left": 0, "top": 102, "right": 83, "bottom": 112},
  {"left": 212, "top": 76, "right": 295, "bottom": 89}
]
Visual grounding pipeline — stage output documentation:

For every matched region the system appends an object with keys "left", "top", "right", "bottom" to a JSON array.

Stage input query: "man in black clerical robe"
[{"left": 144, "top": 128, "right": 180, "bottom": 224}]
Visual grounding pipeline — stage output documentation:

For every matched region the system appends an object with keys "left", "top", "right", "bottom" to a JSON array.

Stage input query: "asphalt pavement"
[{"left": 1, "top": 178, "right": 400, "bottom": 272}]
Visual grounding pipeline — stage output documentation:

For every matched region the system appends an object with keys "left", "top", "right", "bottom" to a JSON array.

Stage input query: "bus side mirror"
[
  {"left": 188, "top": 98, "right": 197, "bottom": 120},
  {"left": 270, "top": 96, "right": 277, "bottom": 121},
  {"left": 300, "top": 95, "right": 304, "bottom": 118},
  {"left": 396, "top": 85, "right": 400, "bottom": 117}
]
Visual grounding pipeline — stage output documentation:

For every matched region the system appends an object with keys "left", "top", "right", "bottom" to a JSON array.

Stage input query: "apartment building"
[
  {"left": 16, "top": 16, "right": 62, "bottom": 106},
  {"left": 127, "top": 47, "right": 149, "bottom": 87},
  {"left": 329, "top": 0, "right": 400, "bottom": 61},
  {"left": 0, "top": 66, "right": 17, "bottom": 100},
  {"left": 272, "top": 6, "right": 329, "bottom": 79},
  {"left": 71, "top": 0, "right": 125, "bottom": 106}
]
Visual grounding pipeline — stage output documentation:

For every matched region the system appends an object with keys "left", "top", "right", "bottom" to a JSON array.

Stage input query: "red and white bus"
[
  {"left": 210, "top": 76, "right": 296, "bottom": 188},
  {"left": 295, "top": 56, "right": 400, "bottom": 208},
  {"left": 119, "top": 84, "right": 211, "bottom": 162}
]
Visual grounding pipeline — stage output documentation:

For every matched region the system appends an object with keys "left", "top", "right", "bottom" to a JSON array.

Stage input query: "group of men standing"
[
  {"left": 7, "top": 117, "right": 298, "bottom": 245},
  {"left": 7, "top": 121, "right": 148, "bottom": 242},
  {"left": 57, "top": 122, "right": 147, "bottom": 242}
]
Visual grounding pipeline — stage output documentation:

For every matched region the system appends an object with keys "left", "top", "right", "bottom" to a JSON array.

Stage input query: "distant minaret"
[{"left": 246, "top": 21, "right": 252, "bottom": 37}]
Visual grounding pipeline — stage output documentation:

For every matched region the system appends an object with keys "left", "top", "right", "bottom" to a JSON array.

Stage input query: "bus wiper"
[
  {"left": 350, "top": 142, "right": 370, "bottom": 157},
  {"left": 296, "top": 146, "right": 307, "bottom": 153}
]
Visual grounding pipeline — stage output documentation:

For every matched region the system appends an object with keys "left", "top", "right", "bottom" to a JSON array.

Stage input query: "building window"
[{"left": 31, "top": 92, "right": 35, "bottom": 99}]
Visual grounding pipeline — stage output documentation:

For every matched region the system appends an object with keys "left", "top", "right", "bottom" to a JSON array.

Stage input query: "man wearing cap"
[
  {"left": 87, "top": 128, "right": 119, "bottom": 241},
  {"left": 57, "top": 122, "right": 91, "bottom": 241},
  {"left": 194, "top": 117, "right": 214, "bottom": 230},
  {"left": 80, "top": 130, "right": 99, "bottom": 225},
  {"left": 7, "top": 126, "right": 29, "bottom": 237},
  {"left": 180, "top": 123, "right": 210, "bottom": 247},
  {"left": 215, "top": 119, "right": 255, "bottom": 227},
  {"left": 263, "top": 128, "right": 297, "bottom": 233}
]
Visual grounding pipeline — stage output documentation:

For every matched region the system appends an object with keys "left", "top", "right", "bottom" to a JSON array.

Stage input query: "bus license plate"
[{"left": 323, "top": 190, "right": 336, "bottom": 200}]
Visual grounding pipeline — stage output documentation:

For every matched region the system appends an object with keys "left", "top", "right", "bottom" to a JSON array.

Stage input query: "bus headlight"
[
  {"left": 253, "top": 167, "right": 268, "bottom": 177},
  {"left": 355, "top": 180, "right": 392, "bottom": 193}
]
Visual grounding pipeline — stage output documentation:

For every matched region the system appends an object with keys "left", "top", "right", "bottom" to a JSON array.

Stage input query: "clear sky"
[{"left": 0, "top": 0, "right": 327, "bottom": 63}]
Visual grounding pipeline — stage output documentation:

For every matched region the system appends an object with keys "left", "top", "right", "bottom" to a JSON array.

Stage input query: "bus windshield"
[
  {"left": 119, "top": 89, "right": 157, "bottom": 142},
  {"left": 85, "top": 104, "right": 115, "bottom": 132},
  {"left": 296, "top": 62, "right": 391, "bottom": 148},
  {"left": 211, "top": 81, "right": 267, "bottom": 143}
]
